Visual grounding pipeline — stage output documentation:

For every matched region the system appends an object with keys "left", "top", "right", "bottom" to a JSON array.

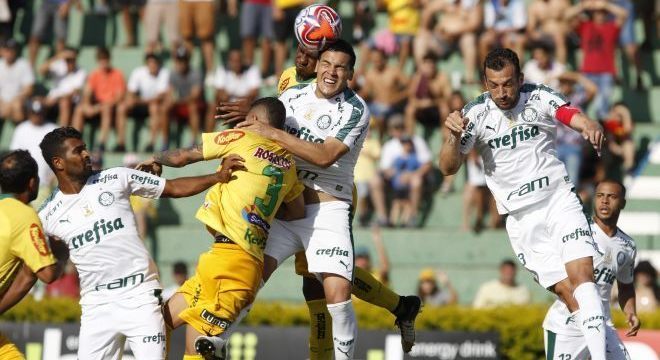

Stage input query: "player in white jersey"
[
  {"left": 37, "top": 127, "right": 244, "bottom": 360},
  {"left": 439, "top": 48, "right": 609, "bottom": 360},
  {"left": 544, "top": 180, "right": 640, "bottom": 360}
]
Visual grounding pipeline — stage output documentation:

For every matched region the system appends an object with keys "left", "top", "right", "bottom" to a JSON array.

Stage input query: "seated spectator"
[
  {"left": 523, "top": 42, "right": 566, "bottom": 88},
  {"left": 39, "top": 47, "right": 87, "bottom": 127},
  {"left": 462, "top": 149, "right": 500, "bottom": 232},
  {"left": 45, "top": 261, "right": 80, "bottom": 299},
  {"left": 473, "top": 259, "right": 531, "bottom": 308},
  {"left": 72, "top": 47, "right": 127, "bottom": 151},
  {"left": 116, "top": 0, "right": 145, "bottom": 47},
  {"left": 0, "top": 39, "right": 34, "bottom": 124},
  {"left": 387, "top": 137, "right": 421, "bottom": 227},
  {"left": 354, "top": 123, "right": 382, "bottom": 227},
  {"left": 417, "top": 268, "right": 458, "bottom": 306},
  {"left": 376, "top": 0, "right": 421, "bottom": 67},
  {"left": 601, "top": 102, "right": 635, "bottom": 179},
  {"left": 414, "top": 0, "right": 482, "bottom": 83},
  {"left": 378, "top": 115, "right": 433, "bottom": 227},
  {"left": 179, "top": 0, "right": 220, "bottom": 76},
  {"left": 614, "top": 0, "right": 643, "bottom": 90},
  {"left": 164, "top": 46, "right": 203, "bottom": 147},
  {"left": 117, "top": 53, "right": 170, "bottom": 152},
  {"left": 240, "top": 0, "right": 273, "bottom": 78},
  {"left": 272, "top": 0, "right": 307, "bottom": 80},
  {"left": 526, "top": 0, "right": 570, "bottom": 64},
  {"left": 360, "top": 48, "right": 409, "bottom": 140},
  {"left": 28, "top": 0, "right": 81, "bottom": 66},
  {"left": 163, "top": 261, "right": 189, "bottom": 301},
  {"left": 634, "top": 260, "right": 659, "bottom": 313},
  {"left": 144, "top": 0, "right": 180, "bottom": 54},
  {"left": 478, "top": 0, "right": 527, "bottom": 66},
  {"left": 565, "top": 0, "right": 628, "bottom": 120},
  {"left": 207, "top": 49, "right": 261, "bottom": 132},
  {"left": 404, "top": 52, "right": 451, "bottom": 139}
]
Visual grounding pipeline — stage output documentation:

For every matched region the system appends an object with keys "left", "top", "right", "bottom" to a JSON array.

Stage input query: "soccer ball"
[{"left": 294, "top": 4, "right": 342, "bottom": 52}]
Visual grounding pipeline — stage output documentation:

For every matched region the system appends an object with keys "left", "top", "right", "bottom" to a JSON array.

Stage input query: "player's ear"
[
  {"left": 348, "top": 69, "right": 354, "bottom": 81},
  {"left": 52, "top": 156, "right": 65, "bottom": 171},
  {"left": 518, "top": 72, "right": 525, "bottom": 86},
  {"left": 621, "top": 198, "right": 626, "bottom": 210}
]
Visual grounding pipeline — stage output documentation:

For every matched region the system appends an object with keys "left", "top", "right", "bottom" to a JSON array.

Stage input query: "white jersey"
[
  {"left": 543, "top": 222, "right": 637, "bottom": 336},
  {"left": 279, "top": 82, "right": 370, "bottom": 201},
  {"left": 38, "top": 168, "right": 165, "bottom": 305},
  {"left": 459, "top": 83, "right": 576, "bottom": 214}
]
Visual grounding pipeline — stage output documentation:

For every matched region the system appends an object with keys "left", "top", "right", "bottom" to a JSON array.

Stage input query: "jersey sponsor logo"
[
  {"left": 214, "top": 130, "right": 245, "bottom": 145},
  {"left": 244, "top": 227, "right": 267, "bottom": 249},
  {"left": 297, "top": 169, "right": 319, "bottom": 180},
  {"left": 200, "top": 309, "right": 231, "bottom": 329},
  {"left": 460, "top": 122, "right": 475, "bottom": 146},
  {"left": 549, "top": 100, "right": 561, "bottom": 110},
  {"left": 279, "top": 78, "right": 290, "bottom": 93},
  {"left": 316, "top": 247, "right": 349, "bottom": 257},
  {"left": 521, "top": 107, "right": 538, "bottom": 122},
  {"left": 130, "top": 173, "right": 160, "bottom": 186},
  {"left": 594, "top": 266, "right": 616, "bottom": 285},
  {"left": 143, "top": 332, "right": 166, "bottom": 345},
  {"left": 507, "top": 176, "right": 549, "bottom": 201},
  {"left": 29, "top": 223, "right": 50, "bottom": 256},
  {"left": 617, "top": 251, "right": 626, "bottom": 266},
  {"left": 91, "top": 173, "right": 118, "bottom": 184},
  {"left": 316, "top": 115, "right": 332, "bottom": 130},
  {"left": 98, "top": 191, "right": 115, "bottom": 206},
  {"left": 44, "top": 200, "right": 63, "bottom": 221},
  {"left": 252, "top": 147, "right": 292, "bottom": 170},
  {"left": 561, "top": 227, "right": 592, "bottom": 243},
  {"left": 529, "top": 93, "right": 541, "bottom": 101},
  {"left": 70, "top": 217, "right": 125, "bottom": 250},
  {"left": 284, "top": 125, "right": 325, "bottom": 143},
  {"left": 582, "top": 315, "right": 604, "bottom": 327},
  {"left": 488, "top": 125, "right": 540, "bottom": 150},
  {"left": 242, "top": 205, "right": 270, "bottom": 232},
  {"left": 95, "top": 272, "right": 144, "bottom": 291}
]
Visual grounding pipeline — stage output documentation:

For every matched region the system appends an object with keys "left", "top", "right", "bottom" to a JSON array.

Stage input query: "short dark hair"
[
  {"left": 173, "top": 261, "right": 188, "bottom": 276},
  {"left": 144, "top": 52, "right": 160, "bottom": 63},
  {"left": 422, "top": 52, "right": 438, "bottom": 63},
  {"left": 484, "top": 48, "right": 521, "bottom": 78},
  {"left": 40, "top": 127, "right": 83, "bottom": 171},
  {"left": 596, "top": 179, "right": 627, "bottom": 198},
  {"left": 500, "top": 259, "right": 517, "bottom": 269},
  {"left": 320, "top": 39, "right": 356, "bottom": 71},
  {"left": 97, "top": 46, "right": 111, "bottom": 60},
  {"left": 250, "top": 97, "right": 286, "bottom": 129},
  {"left": 0, "top": 150, "right": 38, "bottom": 194}
]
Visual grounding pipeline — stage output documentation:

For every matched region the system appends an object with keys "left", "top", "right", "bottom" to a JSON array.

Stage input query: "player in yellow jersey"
[
  {"left": 0, "top": 150, "right": 69, "bottom": 359},
  {"left": 138, "top": 97, "right": 305, "bottom": 359}
]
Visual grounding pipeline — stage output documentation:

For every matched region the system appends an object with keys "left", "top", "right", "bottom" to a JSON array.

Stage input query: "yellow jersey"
[
  {"left": 0, "top": 195, "right": 56, "bottom": 294},
  {"left": 196, "top": 130, "right": 304, "bottom": 262},
  {"left": 277, "top": 66, "right": 315, "bottom": 95},
  {"left": 275, "top": 0, "right": 306, "bottom": 9},
  {"left": 386, "top": 0, "right": 420, "bottom": 35}
]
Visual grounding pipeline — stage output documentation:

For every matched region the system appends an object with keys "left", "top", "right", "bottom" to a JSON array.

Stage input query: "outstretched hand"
[
  {"left": 445, "top": 111, "right": 469, "bottom": 138},
  {"left": 135, "top": 158, "right": 163, "bottom": 177},
  {"left": 235, "top": 119, "right": 275, "bottom": 139},
  {"left": 218, "top": 154, "right": 247, "bottom": 183},
  {"left": 581, "top": 120, "right": 606, "bottom": 157},
  {"left": 625, "top": 313, "right": 641, "bottom": 337},
  {"left": 215, "top": 98, "right": 250, "bottom": 126}
]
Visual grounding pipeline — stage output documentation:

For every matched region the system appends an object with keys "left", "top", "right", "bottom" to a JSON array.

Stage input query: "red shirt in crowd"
[
  {"left": 577, "top": 20, "right": 620, "bottom": 75},
  {"left": 88, "top": 67, "right": 126, "bottom": 104},
  {"left": 46, "top": 272, "right": 80, "bottom": 299}
]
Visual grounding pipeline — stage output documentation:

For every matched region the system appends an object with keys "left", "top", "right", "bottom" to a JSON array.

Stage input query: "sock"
[
  {"left": 306, "top": 299, "right": 334, "bottom": 360},
  {"left": 573, "top": 282, "right": 606, "bottom": 360},
  {"left": 326, "top": 299, "right": 357, "bottom": 360},
  {"left": 182, "top": 355, "right": 203, "bottom": 360},
  {"left": 352, "top": 266, "right": 400, "bottom": 313}
]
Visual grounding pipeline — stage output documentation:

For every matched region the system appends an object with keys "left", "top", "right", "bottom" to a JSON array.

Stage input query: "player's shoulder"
[
  {"left": 340, "top": 87, "right": 368, "bottom": 117},
  {"left": 463, "top": 91, "right": 491, "bottom": 116},
  {"left": 279, "top": 81, "right": 311, "bottom": 101},
  {"left": 1, "top": 196, "right": 36, "bottom": 220},
  {"left": 615, "top": 227, "right": 637, "bottom": 252},
  {"left": 523, "top": 82, "right": 568, "bottom": 102},
  {"left": 37, "top": 188, "right": 62, "bottom": 216}
]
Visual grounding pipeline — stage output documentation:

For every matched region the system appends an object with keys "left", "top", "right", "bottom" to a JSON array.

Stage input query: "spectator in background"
[
  {"left": 144, "top": 0, "right": 180, "bottom": 54},
  {"left": 613, "top": 0, "right": 643, "bottom": 90},
  {"left": 417, "top": 268, "right": 458, "bottom": 306},
  {"left": 566, "top": 0, "right": 628, "bottom": 120},
  {"left": 272, "top": 0, "right": 307, "bottom": 81},
  {"left": 207, "top": 49, "right": 261, "bottom": 132},
  {"left": 28, "top": 0, "right": 81, "bottom": 67},
  {"left": 9, "top": 98, "right": 58, "bottom": 205},
  {"left": 379, "top": 115, "right": 433, "bottom": 228},
  {"left": 463, "top": 149, "right": 489, "bottom": 232},
  {"left": 164, "top": 46, "right": 203, "bottom": 147},
  {"left": 117, "top": 53, "right": 170, "bottom": 152},
  {"left": 404, "top": 52, "right": 451, "bottom": 140},
  {"left": 479, "top": 0, "right": 527, "bottom": 66},
  {"left": 387, "top": 137, "right": 422, "bottom": 227},
  {"left": 473, "top": 259, "right": 531, "bottom": 308},
  {"left": 0, "top": 39, "right": 34, "bottom": 124},
  {"left": 354, "top": 122, "right": 381, "bottom": 227},
  {"left": 72, "top": 47, "right": 126, "bottom": 152},
  {"left": 526, "top": 0, "right": 570, "bottom": 64},
  {"left": 163, "top": 261, "right": 189, "bottom": 301},
  {"left": 414, "top": 0, "right": 482, "bottom": 83},
  {"left": 116, "top": 0, "right": 145, "bottom": 47},
  {"left": 39, "top": 47, "right": 86, "bottom": 127},
  {"left": 634, "top": 260, "right": 659, "bottom": 313},
  {"left": 377, "top": 0, "right": 421, "bottom": 67},
  {"left": 179, "top": 0, "right": 220, "bottom": 76},
  {"left": 45, "top": 261, "right": 80, "bottom": 299},
  {"left": 0, "top": 0, "right": 24, "bottom": 43},
  {"left": 354, "top": 227, "right": 390, "bottom": 285},
  {"left": 240, "top": 0, "right": 274, "bottom": 79},
  {"left": 523, "top": 42, "right": 566, "bottom": 88},
  {"left": 601, "top": 102, "right": 635, "bottom": 179}
]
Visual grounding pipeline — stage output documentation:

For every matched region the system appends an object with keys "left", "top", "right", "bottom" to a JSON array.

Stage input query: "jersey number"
[{"left": 254, "top": 165, "right": 284, "bottom": 217}]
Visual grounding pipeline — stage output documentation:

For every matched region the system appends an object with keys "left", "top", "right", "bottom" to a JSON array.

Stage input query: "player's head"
[
  {"left": 499, "top": 259, "right": 517, "bottom": 286},
  {"left": 295, "top": 44, "right": 319, "bottom": 80},
  {"left": 315, "top": 39, "right": 356, "bottom": 98},
  {"left": 354, "top": 246, "right": 371, "bottom": 271},
  {"left": 248, "top": 97, "right": 286, "bottom": 130},
  {"left": 530, "top": 41, "right": 554, "bottom": 69},
  {"left": 594, "top": 179, "right": 626, "bottom": 224},
  {"left": 483, "top": 48, "right": 524, "bottom": 110},
  {"left": 370, "top": 48, "right": 387, "bottom": 70},
  {"left": 0, "top": 150, "right": 40, "bottom": 202},
  {"left": 40, "top": 127, "right": 92, "bottom": 181},
  {"left": 145, "top": 53, "right": 161, "bottom": 75}
]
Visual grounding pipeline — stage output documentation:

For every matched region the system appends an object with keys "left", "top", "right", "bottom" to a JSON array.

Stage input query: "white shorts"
[
  {"left": 265, "top": 201, "right": 354, "bottom": 281},
  {"left": 544, "top": 325, "right": 630, "bottom": 360},
  {"left": 506, "top": 187, "right": 599, "bottom": 289},
  {"left": 78, "top": 290, "right": 166, "bottom": 360}
]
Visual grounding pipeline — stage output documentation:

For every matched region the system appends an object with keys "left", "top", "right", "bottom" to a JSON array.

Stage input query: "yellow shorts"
[
  {"left": 177, "top": 243, "right": 262, "bottom": 336},
  {"left": 0, "top": 333, "right": 24, "bottom": 360}
]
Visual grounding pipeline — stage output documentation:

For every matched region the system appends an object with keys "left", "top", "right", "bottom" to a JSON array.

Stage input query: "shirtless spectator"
[
  {"left": 404, "top": 53, "right": 451, "bottom": 139},
  {"left": 478, "top": 0, "right": 527, "bottom": 65},
  {"left": 523, "top": 42, "right": 566, "bottom": 88},
  {"left": 526, "top": 0, "right": 570, "bottom": 64},
  {"left": 72, "top": 47, "right": 126, "bottom": 151},
  {"left": 360, "top": 48, "right": 409, "bottom": 140},
  {"left": 0, "top": 39, "right": 34, "bottom": 124},
  {"left": 414, "top": 0, "right": 482, "bottom": 83},
  {"left": 39, "top": 47, "right": 86, "bottom": 127}
]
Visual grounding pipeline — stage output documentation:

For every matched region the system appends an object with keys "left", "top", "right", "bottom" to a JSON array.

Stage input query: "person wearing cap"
[
  {"left": 473, "top": 259, "right": 531, "bottom": 309},
  {"left": 416, "top": 268, "right": 457, "bottom": 306},
  {"left": 39, "top": 47, "right": 87, "bottom": 127},
  {"left": 163, "top": 46, "right": 203, "bottom": 147},
  {"left": 0, "top": 39, "right": 34, "bottom": 124},
  {"left": 72, "top": 47, "right": 127, "bottom": 152}
]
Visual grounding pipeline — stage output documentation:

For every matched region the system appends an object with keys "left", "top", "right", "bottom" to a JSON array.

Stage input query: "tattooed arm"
[{"left": 135, "top": 144, "right": 205, "bottom": 175}]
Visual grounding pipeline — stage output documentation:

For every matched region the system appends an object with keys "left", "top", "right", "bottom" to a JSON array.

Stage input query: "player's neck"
[
  {"left": 57, "top": 175, "right": 89, "bottom": 195},
  {"left": 0, "top": 192, "right": 29, "bottom": 204},
  {"left": 593, "top": 216, "right": 618, "bottom": 237}
]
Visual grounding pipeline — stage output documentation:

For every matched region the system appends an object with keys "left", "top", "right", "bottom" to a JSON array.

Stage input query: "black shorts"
[
  {"left": 273, "top": 6, "right": 303, "bottom": 42},
  {"left": 129, "top": 104, "right": 150, "bottom": 119},
  {"left": 415, "top": 106, "right": 440, "bottom": 129}
]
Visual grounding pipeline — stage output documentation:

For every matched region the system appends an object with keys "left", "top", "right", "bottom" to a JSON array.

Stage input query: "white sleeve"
[
  {"left": 247, "top": 67, "right": 262, "bottom": 90},
  {"left": 127, "top": 69, "right": 140, "bottom": 93},
  {"left": 156, "top": 69, "right": 170, "bottom": 94},
  {"left": 118, "top": 167, "right": 166, "bottom": 199},
  {"left": 537, "top": 85, "right": 570, "bottom": 120},
  {"left": 413, "top": 136, "right": 432, "bottom": 164},
  {"left": 8, "top": 126, "right": 22, "bottom": 150},
  {"left": 511, "top": 1, "right": 527, "bottom": 30},
  {"left": 213, "top": 68, "right": 226, "bottom": 90},
  {"left": 617, "top": 247, "right": 636, "bottom": 285},
  {"left": 334, "top": 102, "right": 370, "bottom": 150},
  {"left": 459, "top": 105, "right": 481, "bottom": 155},
  {"left": 379, "top": 141, "right": 396, "bottom": 170},
  {"left": 21, "top": 62, "right": 35, "bottom": 88},
  {"left": 484, "top": 3, "right": 495, "bottom": 28}
]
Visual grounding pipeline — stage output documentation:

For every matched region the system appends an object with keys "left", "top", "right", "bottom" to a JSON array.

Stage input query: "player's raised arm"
[
  {"left": 555, "top": 105, "right": 606, "bottom": 155},
  {"left": 439, "top": 111, "right": 469, "bottom": 175},
  {"left": 160, "top": 154, "right": 246, "bottom": 198},
  {"left": 136, "top": 144, "right": 205, "bottom": 176}
]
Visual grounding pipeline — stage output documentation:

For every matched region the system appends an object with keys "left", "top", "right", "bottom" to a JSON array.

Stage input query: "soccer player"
[
  {"left": 37, "top": 127, "right": 244, "bottom": 360},
  {"left": 543, "top": 180, "right": 639, "bottom": 359},
  {"left": 439, "top": 48, "right": 608, "bottom": 360},
  {"left": 0, "top": 150, "right": 69, "bottom": 359},
  {"left": 138, "top": 97, "right": 306, "bottom": 360}
]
